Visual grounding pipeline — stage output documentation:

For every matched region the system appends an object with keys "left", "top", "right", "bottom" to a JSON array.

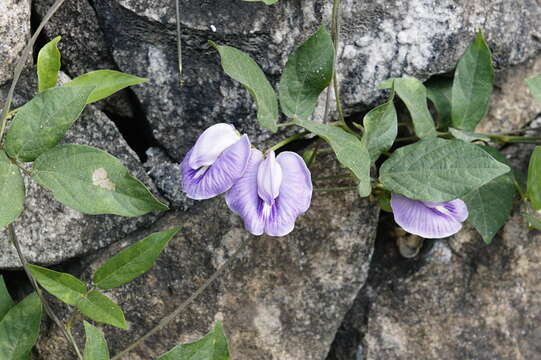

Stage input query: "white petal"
[
  {"left": 189, "top": 123, "right": 241, "bottom": 169},
  {"left": 257, "top": 151, "right": 283, "bottom": 205}
]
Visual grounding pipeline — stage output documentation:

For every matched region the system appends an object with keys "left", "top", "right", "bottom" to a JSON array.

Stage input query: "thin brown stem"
[
  {"left": 8, "top": 224, "right": 84, "bottom": 360},
  {"left": 111, "top": 238, "right": 251, "bottom": 360}
]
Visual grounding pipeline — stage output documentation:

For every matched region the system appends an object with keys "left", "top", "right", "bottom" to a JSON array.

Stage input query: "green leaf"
[
  {"left": 524, "top": 212, "right": 541, "bottom": 231},
  {"left": 451, "top": 32, "right": 494, "bottom": 131},
  {"left": 448, "top": 127, "right": 491, "bottom": 143},
  {"left": 27, "top": 265, "right": 87, "bottom": 306},
  {"left": 425, "top": 76, "right": 452, "bottom": 129},
  {"left": 93, "top": 227, "right": 181, "bottom": 290},
  {"left": 526, "top": 74, "right": 541, "bottom": 104},
  {"left": 26, "top": 265, "right": 126, "bottom": 329},
  {"left": 77, "top": 291, "right": 127, "bottom": 330},
  {"left": 65, "top": 70, "right": 148, "bottom": 104},
  {"left": 210, "top": 42, "right": 278, "bottom": 132},
  {"left": 0, "top": 151, "right": 24, "bottom": 229},
  {"left": 32, "top": 144, "right": 168, "bottom": 216},
  {"left": 379, "top": 138, "right": 510, "bottom": 202},
  {"left": 83, "top": 321, "right": 110, "bottom": 360},
  {"left": 361, "top": 93, "right": 397, "bottom": 162},
  {"left": 0, "top": 293, "right": 42, "bottom": 360},
  {"left": 527, "top": 147, "right": 541, "bottom": 211},
  {"left": 157, "top": 321, "right": 229, "bottom": 360},
  {"left": 37, "top": 36, "right": 61, "bottom": 92},
  {"left": 279, "top": 25, "right": 334, "bottom": 121},
  {"left": 0, "top": 276, "right": 14, "bottom": 322},
  {"left": 293, "top": 119, "right": 371, "bottom": 195},
  {"left": 463, "top": 174, "right": 515, "bottom": 244},
  {"left": 380, "top": 78, "right": 436, "bottom": 138},
  {"left": 5, "top": 86, "right": 94, "bottom": 162},
  {"left": 242, "top": 0, "right": 278, "bottom": 4}
]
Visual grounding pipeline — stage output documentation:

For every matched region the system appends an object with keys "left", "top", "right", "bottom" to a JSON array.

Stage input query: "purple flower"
[
  {"left": 390, "top": 193, "right": 468, "bottom": 238},
  {"left": 181, "top": 123, "right": 251, "bottom": 200},
  {"left": 226, "top": 150, "right": 312, "bottom": 237}
]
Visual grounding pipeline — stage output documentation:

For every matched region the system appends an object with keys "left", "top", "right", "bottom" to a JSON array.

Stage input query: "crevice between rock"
[{"left": 30, "top": 0, "right": 162, "bottom": 163}]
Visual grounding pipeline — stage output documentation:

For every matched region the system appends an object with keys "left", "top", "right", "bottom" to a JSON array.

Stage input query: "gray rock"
[
  {"left": 362, "top": 210, "right": 541, "bottom": 360},
  {"left": 0, "top": 0, "right": 30, "bottom": 85},
  {"left": 144, "top": 146, "right": 195, "bottom": 211},
  {"left": 34, "top": 0, "right": 541, "bottom": 163},
  {"left": 0, "top": 72, "right": 165, "bottom": 268},
  {"left": 478, "top": 55, "right": 541, "bottom": 133},
  {"left": 36, "top": 154, "right": 380, "bottom": 360}
]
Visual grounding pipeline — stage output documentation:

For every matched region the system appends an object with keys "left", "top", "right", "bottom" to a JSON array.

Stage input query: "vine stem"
[
  {"left": 314, "top": 186, "right": 357, "bottom": 192},
  {"left": 266, "top": 131, "right": 309, "bottom": 154},
  {"left": 175, "top": 0, "right": 183, "bottom": 86},
  {"left": 330, "top": 0, "right": 345, "bottom": 126},
  {"left": 313, "top": 174, "right": 355, "bottom": 181},
  {"left": 8, "top": 224, "right": 84, "bottom": 360},
  {"left": 0, "top": 0, "right": 66, "bottom": 143},
  {"left": 111, "top": 238, "right": 251, "bottom": 360}
]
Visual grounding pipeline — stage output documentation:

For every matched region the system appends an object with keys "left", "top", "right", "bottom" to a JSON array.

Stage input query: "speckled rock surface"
[
  {"left": 35, "top": 0, "right": 541, "bottom": 163},
  {"left": 0, "top": 0, "right": 30, "bottom": 85},
  {"left": 0, "top": 72, "right": 164, "bottom": 268},
  {"left": 478, "top": 55, "right": 541, "bottom": 133},
  {"left": 36, "top": 154, "right": 380, "bottom": 360},
  {"left": 361, "top": 208, "right": 541, "bottom": 360}
]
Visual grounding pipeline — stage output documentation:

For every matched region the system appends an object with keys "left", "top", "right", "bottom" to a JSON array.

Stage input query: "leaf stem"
[
  {"left": 277, "top": 122, "right": 295, "bottom": 127},
  {"left": 8, "top": 157, "right": 32, "bottom": 177},
  {"left": 0, "top": 0, "right": 66, "bottom": 143},
  {"left": 511, "top": 175, "right": 527, "bottom": 202},
  {"left": 8, "top": 224, "right": 84, "bottom": 360},
  {"left": 111, "top": 238, "right": 250, "bottom": 360},
  {"left": 266, "top": 131, "right": 309, "bottom": 153}
]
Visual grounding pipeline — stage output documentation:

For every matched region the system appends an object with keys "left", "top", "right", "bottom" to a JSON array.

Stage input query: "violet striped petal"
[
  {"left": 422, "top": 199, "right": 468, "bottom": 222},
  {"left": 189, "top": 123, "right": 241, "bottom": 169},
  {"left": 225, "top": 149, "right": 265, "bottom": 235},
  {"left": 181, "top": 135, "right": 251, "bottom": 200},
  {"left": 264, "top": 151, "right": 312, "bottom": 237},
  {"left": 391, "top": 193, "right": 466, "bottom": 239}
]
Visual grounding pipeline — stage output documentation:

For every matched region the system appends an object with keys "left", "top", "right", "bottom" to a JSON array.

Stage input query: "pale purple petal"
[
  {"left": 391, "top": 193, "right": 463, "bottom": 239},
  {"left": 225, "top": 149, "right": 265, "bottom": 235},
  {"left": 422, "top": 199, "right": 468, "bottom": 222},
  {"left": 256, "top": 151, "right": 283, "bottom": 205},
  {"left": 264, "top": 151, "right": 313, "bottom": 237},
  {"left": 181, "top": 135, "right": 250, "bottom": 200},
  {"left": 189, "top": 123, "right": 240, "bottom": 169}
]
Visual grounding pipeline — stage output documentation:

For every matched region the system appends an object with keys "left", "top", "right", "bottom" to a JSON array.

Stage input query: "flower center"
[
  {"left": 193, "top": 165, "right": 209, "bottom": 179},
  {"left": 256, "top": 151, "right": 283, "bottom": 206}
]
